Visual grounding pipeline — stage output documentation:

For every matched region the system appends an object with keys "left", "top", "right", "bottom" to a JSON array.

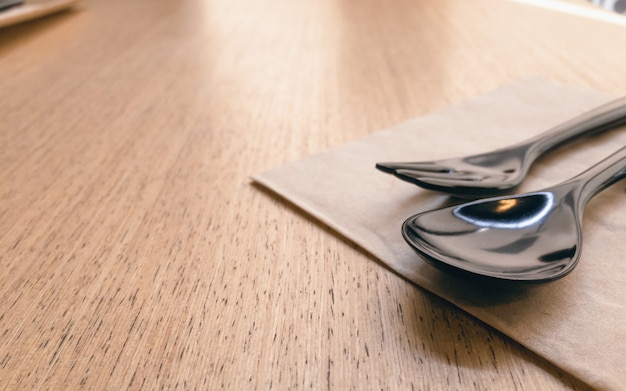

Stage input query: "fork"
[{"left": 376, "top": 97, "right": 626, "bottom": 197}]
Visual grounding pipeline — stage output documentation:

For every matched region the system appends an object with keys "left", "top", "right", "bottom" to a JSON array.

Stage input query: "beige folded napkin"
[{"left": 252, "top": 78, "right": 626, "bottom": 390}]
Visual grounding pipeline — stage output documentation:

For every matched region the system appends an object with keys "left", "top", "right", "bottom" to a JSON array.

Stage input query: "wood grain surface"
[{"left": 1, "top": 0, "right": 625, "bottom": 389}]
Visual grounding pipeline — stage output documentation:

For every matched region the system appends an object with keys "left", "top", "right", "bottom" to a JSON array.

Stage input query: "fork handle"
[{"left": 526, "top": 97, "right": 626, "bottom": 158}]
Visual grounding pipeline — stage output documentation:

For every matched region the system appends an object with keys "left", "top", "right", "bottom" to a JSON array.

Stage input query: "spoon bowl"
[{"left": 403, "top": 148, "right": 626, "bottom": 283}]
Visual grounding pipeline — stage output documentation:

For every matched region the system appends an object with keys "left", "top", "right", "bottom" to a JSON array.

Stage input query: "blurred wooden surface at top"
[{"left": 1, "top": 0, "right": 625, "bottom": 389}]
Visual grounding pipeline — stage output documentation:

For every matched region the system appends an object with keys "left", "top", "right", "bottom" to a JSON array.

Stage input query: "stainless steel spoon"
[
  {"left": 377, "top": 97, "right": 626, "bottom": 198},
  {"left": 402, "top": 147, "right": 626, "bottom": 283}
]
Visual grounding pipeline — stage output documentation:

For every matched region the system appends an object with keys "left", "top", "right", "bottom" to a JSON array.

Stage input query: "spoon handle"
[
  {"left": 526, "top": 97, "right": 626, "bottom": 157},
  {"left": 569, "top": 147, "right": 626, "bottom": 205}
]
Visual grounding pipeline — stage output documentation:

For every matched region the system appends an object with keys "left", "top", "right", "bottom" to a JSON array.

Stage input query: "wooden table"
[{"left": 2, "top": 0, "right": 625, "bottom": 389}]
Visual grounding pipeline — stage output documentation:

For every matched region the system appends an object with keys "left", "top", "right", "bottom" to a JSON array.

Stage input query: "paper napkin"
[{"left": 252, "top": 78, "right": 626, "bottom": 390}]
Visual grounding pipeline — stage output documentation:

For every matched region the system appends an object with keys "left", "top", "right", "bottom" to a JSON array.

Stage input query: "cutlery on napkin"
[{"left": 252, "top": 78, "right": 626, "bottom": 390}]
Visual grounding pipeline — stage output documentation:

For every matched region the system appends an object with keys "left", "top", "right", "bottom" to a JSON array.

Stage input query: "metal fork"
[{"left": 376, "top": 97, "right": 626, "bottom": 197}]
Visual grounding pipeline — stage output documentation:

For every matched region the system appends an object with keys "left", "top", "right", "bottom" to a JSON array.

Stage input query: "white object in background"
[{"left": 510, "top": 0, "right": 626, "bottom": 25}]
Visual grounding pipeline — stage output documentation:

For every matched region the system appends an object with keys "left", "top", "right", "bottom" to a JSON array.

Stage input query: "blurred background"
[{"left": 591, "top": 0, "right": 626, "bottom": 13}]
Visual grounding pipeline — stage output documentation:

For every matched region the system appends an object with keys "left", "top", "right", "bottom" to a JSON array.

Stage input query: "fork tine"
[
  {"left": 375, "top": 161, "right": 451, "bottom": 174},
  {"left": 406, "top": 175, "right": 510, "bottom": 197},
  {"left": 394, "top": 169, "right": 481, "bottom": 183},
  {"left": 414, "top": 176, "right": 485, "bottom": 188}
]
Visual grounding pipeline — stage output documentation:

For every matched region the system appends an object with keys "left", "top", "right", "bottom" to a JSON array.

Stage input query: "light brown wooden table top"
[{"left": 2, "top": 0, "right": 625, "bottom": 389}]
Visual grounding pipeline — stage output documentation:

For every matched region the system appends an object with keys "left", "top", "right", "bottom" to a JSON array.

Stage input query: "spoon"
[{"left": 402, "top": 147, "right": 626, "bottom": 283}]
